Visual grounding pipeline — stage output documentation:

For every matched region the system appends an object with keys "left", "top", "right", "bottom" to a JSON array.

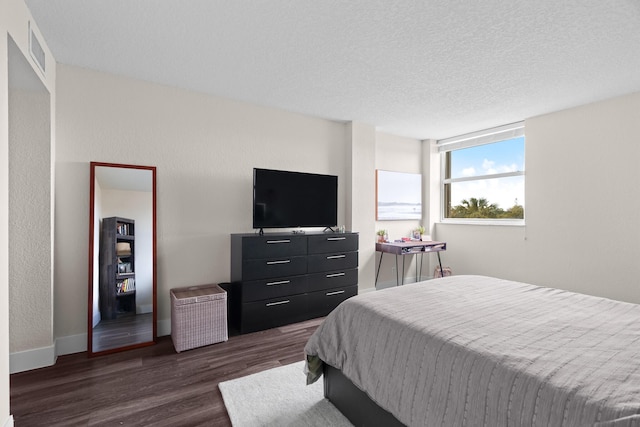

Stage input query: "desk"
[{"left": 375, "top": 241, "right": 446, "bottom": 286}]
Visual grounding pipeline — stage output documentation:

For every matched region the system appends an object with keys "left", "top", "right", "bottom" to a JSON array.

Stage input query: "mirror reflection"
[{"left": 89, "top": 162, "right": 156, "bottom": 355}]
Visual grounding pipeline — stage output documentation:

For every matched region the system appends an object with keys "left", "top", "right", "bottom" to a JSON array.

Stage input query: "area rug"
[{"left": 219, "top": 361, "right": 352, "bottom": 427}]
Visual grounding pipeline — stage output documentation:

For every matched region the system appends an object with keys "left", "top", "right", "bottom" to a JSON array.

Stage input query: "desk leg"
[
  {"left": 395, "top": 255, "right": 400, "bottom": 286},
  {"left": 419, "top": 253, "right": 424, "bottom": 282},
  {"left": 437, "top": 252, "right": 444, "bottom": 278},
  {"left": 375, "top": 252, "right": 383, "bottom": 287},
  {"left": 402, "top": 255, "right": 405, "bottom": 285}
]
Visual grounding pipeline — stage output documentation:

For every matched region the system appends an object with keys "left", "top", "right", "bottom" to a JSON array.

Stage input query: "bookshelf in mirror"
[{"left": 99, "top": 217, "right": 136, "bottom": 320}]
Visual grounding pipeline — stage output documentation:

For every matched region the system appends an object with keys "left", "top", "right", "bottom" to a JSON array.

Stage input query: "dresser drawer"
[
  {"left": 307, "top": 268, "right": 358, "bottom": 292},
  {"left": 306, "top": 285, "right": 357, "bottom": 318},
  {"left": 307, "top": 251, "right": 358, "bottom": 273},
  {"left": 308, "top": 233, "right": 358, "bottom": 254},
  {"left": 242, "top": 255, "right": 307, "bottom": 281},
  {"left": 241, "top": 294, "right": 307, "bottom": 333},
  {"left": 241, "top": 275, "right": 308, "bottom": 303},
  {"left": 241, "top": 235, "right": 307, "bottom": 259}
]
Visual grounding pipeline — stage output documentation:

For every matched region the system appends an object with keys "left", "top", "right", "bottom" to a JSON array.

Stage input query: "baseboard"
[
  {"left": 10, "top": 333, "right": 87, "bottom": 374},
  {"left": 9, "top": 344, "right": 56, "bottom": 374},
  {"left": 92, "top": 310, "right": 101, "bottom": 328},
  {"left": 3, "top": 415, "right": 14, "bottom": 427},
  {"left": 137, "top": 304, "right": 153, "bottom": 314},
  {"left": 12, "top": 320, "right": 172, "bottom": 373},
  {"left": 157, "top": 318, "right": 171, "bottom": 337},
  {"left": 55, "top": 332, "right": 87, "bottom": 356}
]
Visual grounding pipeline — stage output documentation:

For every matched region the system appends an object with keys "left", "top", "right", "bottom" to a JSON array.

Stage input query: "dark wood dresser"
[{"left": 229, "top": 231, "right": 358, "bottom": 333}]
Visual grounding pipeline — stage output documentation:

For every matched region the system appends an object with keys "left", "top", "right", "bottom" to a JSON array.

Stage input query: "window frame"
[{"left": 438, "top": 122, "right": 525, "bottom": 225}]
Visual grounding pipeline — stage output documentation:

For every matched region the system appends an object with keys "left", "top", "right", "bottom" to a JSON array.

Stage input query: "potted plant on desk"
[{"left": 376, "top": 229, "right": 387, "bottom": 243}]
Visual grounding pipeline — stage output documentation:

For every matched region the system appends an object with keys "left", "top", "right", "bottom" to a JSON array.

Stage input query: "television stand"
[{"left": 229, "top": 231, "right": 359, "bottom": 333}]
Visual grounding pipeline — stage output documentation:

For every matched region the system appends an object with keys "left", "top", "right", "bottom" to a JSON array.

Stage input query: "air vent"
[{"left": 28, "top": 21, "right": 45, "bottom": 74}]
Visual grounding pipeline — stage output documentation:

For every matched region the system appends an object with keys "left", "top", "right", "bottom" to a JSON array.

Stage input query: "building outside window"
[{"left": 438, "top": 122, "right": 525, "bottom": 222}]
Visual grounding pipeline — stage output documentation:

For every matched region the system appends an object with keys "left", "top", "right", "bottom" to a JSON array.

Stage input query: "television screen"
[{"left": 253, "top": 168, "right": 338, "bottom": 229}]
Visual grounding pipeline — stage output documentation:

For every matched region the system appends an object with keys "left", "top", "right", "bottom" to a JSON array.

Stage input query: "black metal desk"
[{"left": 375, "top": 241, "right": 446, "bottom": 286}]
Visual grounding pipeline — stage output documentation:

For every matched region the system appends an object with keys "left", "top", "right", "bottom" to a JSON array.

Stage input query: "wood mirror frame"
[{"left": 87, "top": 161, "right": 157, "bottom": 356}]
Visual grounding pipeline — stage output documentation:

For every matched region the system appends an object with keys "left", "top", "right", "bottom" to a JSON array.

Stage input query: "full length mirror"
[{"left": 88, "top": 162, "right": 157, "bottom": 356}]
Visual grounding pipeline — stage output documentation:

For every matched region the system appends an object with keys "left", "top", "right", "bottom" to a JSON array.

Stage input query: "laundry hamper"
[{"left": 171, "top": 284, "right": 228, "bottom": 352}]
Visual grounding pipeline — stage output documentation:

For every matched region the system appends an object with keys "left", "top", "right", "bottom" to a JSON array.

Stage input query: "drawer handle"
[
  {"left": 326, "top": 290, "right": 345, "bottom": 296},
  {"left": 326, "top": 272, "right": 345, "bottom": 278},
  {"left": 327, "top": 237, "right": 346, "bottom": 241},
  {"left": 266, "top": 300, "right": 290, "bottom": 307},
  {"left": 266, "top": 280, "right": 290, "bottom": 286},
  {"left": 267, "top": 239, "right": 290, "bottom": 244},
  {"left": 327, "top": 255, "right": 346, "bottom": 260},
  {"left": 266, "top": 260, "right": 291, "bottom": 265}
]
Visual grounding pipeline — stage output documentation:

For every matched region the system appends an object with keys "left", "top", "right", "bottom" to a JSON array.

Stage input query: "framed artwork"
[{"left": 376, "top": 170, "right": 422, "bottom": 220}]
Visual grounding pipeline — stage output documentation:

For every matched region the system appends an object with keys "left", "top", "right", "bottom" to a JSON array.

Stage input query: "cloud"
[
  {"left": 482, "top": 159, "right": 520, "bottom": 175},
  {"left": 501, "top": 163, "right": 519, "bottom": 173},
  {"left": 482, "top": 159, "right": 495, "bottom": 171},
  {"left": 462, "top": 167, "right": 476, "bottom": 176}
]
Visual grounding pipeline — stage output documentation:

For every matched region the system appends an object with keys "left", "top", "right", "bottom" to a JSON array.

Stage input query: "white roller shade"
[{"left": 437, "top": 122, "right": 524, "bottom": 152}]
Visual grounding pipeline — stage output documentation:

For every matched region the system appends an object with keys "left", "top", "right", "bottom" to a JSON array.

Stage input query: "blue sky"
[
  {"left": 451, "top": 137, "right": 524, "bottom": 179},
  {"left": 450, "top": 137, "right": 525, "bottom": 209}
]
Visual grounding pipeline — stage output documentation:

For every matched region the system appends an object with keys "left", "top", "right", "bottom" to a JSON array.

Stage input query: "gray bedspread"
[{"left": 304, "top": 275, "right": 640, "bottom": 426}]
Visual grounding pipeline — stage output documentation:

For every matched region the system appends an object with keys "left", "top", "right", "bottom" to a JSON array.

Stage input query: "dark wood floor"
[
  {"left": 10, "top": 317, "right": 324, "bottom": 427},
  {"left": 92, "top": 313, "right": 153, "bottom": 353}
]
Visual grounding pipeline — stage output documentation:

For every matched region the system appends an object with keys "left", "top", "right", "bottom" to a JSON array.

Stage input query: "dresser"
[{"left": 229, "top": 231, "right": 358, "bottom": 333}]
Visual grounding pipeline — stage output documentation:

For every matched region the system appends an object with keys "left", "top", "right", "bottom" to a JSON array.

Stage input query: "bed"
[{"left": 304, "top": 275, "right": 640, "bottom": 426}]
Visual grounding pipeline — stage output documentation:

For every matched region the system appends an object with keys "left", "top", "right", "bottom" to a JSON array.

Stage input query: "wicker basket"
[{"left": 170, "top": 284, "right": 228, "bottom": 352}]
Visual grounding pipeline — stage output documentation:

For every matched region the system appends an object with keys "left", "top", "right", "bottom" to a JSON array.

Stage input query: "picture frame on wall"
[{"left": 376, "top": 170, "right": 422, "bottom": 220}]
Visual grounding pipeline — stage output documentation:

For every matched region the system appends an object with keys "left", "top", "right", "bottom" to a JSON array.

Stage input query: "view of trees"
[{"left": 449, "top": 197, "right": 524, "bottom": 219}]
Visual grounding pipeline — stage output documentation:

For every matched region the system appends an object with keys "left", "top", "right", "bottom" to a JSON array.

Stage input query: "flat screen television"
[{"left": 253, "top": 168, "right": 338, "bottom": 229}]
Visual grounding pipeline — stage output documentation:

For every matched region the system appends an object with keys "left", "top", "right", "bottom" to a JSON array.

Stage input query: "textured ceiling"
[{"left": 24, "top": 0, "right": 640, "bottom": 139}]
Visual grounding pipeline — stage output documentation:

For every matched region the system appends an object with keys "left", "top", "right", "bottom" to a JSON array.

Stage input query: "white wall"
[
  {"left": 523, "top": 93, "right": 640, "bottom": 303},
  {"left": 374, "top": 132, "right": 425, "bottom": 288},
  {"left": 0, "top": 14, "right": 10, "bottom": 425},
  {"left": 435, "top": 223, "right": 527, "bottom": 280},
  {"left": 437, "top": 92, "right": 640, "bottom": 304},
  {"left": 2, "top": 0, "right": 56, "bottom": 420},
  {"left": 54, "top": 64, "right": 351, "bottom": 346},
  {"left": 347, "top": 122, "right": 376, "bottom": 292},
  {"left": 8, "top": 73, "right": 52, "bottom": 354}
]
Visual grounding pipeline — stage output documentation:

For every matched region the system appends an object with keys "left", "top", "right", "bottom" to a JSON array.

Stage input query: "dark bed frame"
[{"left": 323, "top": 363, "right": 405, "bottom": 426}]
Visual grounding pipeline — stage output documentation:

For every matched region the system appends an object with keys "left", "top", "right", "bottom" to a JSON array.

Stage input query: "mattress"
[{"left": 304, "top": 275, "right": 640, "bottom": 426}]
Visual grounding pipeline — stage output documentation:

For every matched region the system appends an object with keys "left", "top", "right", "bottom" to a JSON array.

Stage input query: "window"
[{"left": 438, "top": 122, "right": 525, "bottom": 222}]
